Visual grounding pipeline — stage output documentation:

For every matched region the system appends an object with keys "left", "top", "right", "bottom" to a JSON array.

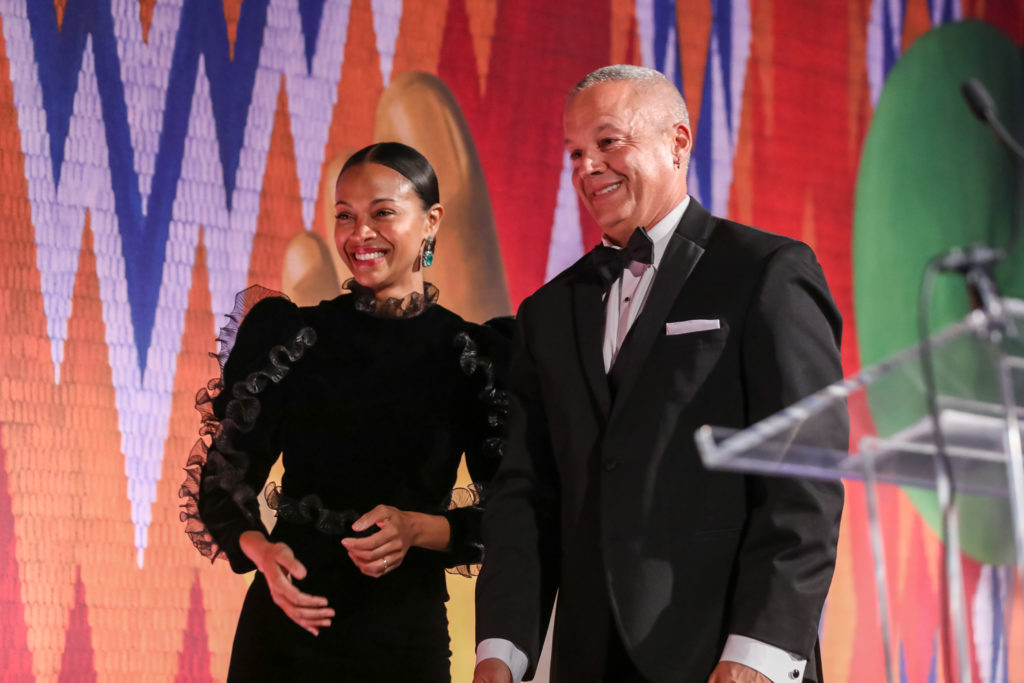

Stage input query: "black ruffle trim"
[
  {"left": 263, "top": 483, "right": 362, "bottom": 536},
  {"left": 179, "top": 288, "right": 317, "bottom": 562},
  {"left": 344, "top": 279, "right": 440, "bottom": 318},
  {"left": 211, "top": 285, "right": 283, "bottom": 372},
  {"left": 445, "top": 332, "right": 509, "bottom": 577},
  {"left": 445, "top": 484, "right": 485, "bottom": 578},
  {"left": 454, "top": 330, "right": 508, "bottom": 462}
]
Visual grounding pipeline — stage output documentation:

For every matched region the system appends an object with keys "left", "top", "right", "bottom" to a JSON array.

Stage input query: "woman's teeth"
[{"left": 353, "top": 251, "right": 385, "bottom": 261}]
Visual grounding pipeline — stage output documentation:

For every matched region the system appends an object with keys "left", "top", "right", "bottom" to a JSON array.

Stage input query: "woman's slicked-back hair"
[{"left": 339, "top": 142, "right": 440, "bottom": 209}]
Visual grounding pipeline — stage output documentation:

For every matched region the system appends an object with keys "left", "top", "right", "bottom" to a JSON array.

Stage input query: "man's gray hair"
[{"left": 571, "top": 65, "right": 689, "bottom": 128}]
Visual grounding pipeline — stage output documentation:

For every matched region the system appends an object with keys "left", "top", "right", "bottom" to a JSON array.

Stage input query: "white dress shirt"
[
  {"left": 477, "top": 197, "right": 807, "bottom": 683},
  {"left": 601, "top": 196, "right": 687, "bottom": 371}
]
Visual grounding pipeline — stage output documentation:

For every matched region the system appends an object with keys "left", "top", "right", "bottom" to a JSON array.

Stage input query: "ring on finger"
[{"left": 382, "top": 557, "right": 388, "bottom": 572}]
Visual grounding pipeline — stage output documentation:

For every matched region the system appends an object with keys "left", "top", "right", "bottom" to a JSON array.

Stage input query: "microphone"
[
  {"left": 929, "top": 78, "right": 1024, "bottom": 329},
  {"left": 960, "top": 78, "right": 1024, "bottom": 161},
  {"left": 961, "top": 78, "right": 995, "bottom": 122},
  {"left": 935, "top": 244, "right": 1005, "bottom": 273},
  {"left": 959, "top": 78, "right": 1023, "bottom": 256},
  {"left": 932, "top": 81, "right": 1014, "bottom": 274}
]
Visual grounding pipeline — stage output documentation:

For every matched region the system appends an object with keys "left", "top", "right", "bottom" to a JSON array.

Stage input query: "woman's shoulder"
[
  {"left": 295, "top": 292, "right": 349, "bottom": 322},
  {"left": 430, "top": 303, "right": 512, "bottom": 333},
  {"left": 227, "top": 287, "right": 300, "bottom": 330},
  {"left": 464, "top": 314, "right": 514, "bottom": 349},
  {"left": 431, "top": 307, "right": 510, "bottom": 346},
  {"left": 447, "top": 313, "right": 513, "bottom": 391},
  {"left": 243, "top": 293, "right": 301, "bottom": 326},
  {"left": 480, "top": 315, "right": 515, "bottom": 343},
  {"left": 231, "top": 294, "right": 302, "bottom": 349},
  {"left": 211, "top": 288, "right": 313, "bottom": 414},
  {"left": 219, "top": 288, "right": 306, "bottom": 376}
]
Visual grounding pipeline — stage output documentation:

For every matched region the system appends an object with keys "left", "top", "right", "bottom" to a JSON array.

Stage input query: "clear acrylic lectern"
[{"left": 696, "top": 298, "right": 1024, "bottom": 683}]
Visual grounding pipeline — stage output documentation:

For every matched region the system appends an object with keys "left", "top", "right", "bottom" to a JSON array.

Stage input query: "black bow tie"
[{"left": 590, "top": 226, "right": 653, "bottom": 290}]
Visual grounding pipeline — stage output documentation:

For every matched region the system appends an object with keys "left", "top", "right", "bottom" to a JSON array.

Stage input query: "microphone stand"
[
  {"left": 958, "top": 79, "right": 1024, "bottom": 593},
  {"left": 917, "top": 78, "right": 1023, "bottom": 683}
]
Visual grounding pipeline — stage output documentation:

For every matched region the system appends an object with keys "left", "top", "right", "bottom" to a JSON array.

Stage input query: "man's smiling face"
[{"left": 564, "top": 80, "right": 690, "bottom": 246}]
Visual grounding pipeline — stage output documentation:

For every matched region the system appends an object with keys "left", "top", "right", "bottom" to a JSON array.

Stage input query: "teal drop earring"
[{"left": 422, "top": 236, "right": 436, "bottom": 267}]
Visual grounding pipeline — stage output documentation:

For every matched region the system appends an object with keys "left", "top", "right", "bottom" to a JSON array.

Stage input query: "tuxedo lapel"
[
  {"left": 572, "top": 274, "right": 611, "bottom": 417},
  {"left": 607, "top": 210, "right": 711, "bottom": 425}
]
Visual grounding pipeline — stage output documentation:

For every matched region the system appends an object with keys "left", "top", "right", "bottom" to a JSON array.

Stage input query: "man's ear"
[{"left": 672, "top": 120, "right": 693, "bottom": 159}]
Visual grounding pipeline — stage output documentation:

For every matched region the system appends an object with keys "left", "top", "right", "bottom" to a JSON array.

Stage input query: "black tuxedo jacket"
[{"left": 476, "top": 199, "right": 846, "bottom": 682}]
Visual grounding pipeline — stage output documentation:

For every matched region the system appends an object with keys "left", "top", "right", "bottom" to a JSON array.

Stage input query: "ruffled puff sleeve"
[
  {"left": 180, "top": 286, "right": 316, "bottom": 573},
  {"left": 443, "top": 315, "right": 514, "bottom": 576}
]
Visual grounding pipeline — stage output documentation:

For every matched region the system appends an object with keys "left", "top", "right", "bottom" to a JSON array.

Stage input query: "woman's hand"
[
  {"left": 239, "top": 530, "right": 334, "bottom": 636},
  {"left": 341, "top": 505, "right": 451, "bottom": 578}
]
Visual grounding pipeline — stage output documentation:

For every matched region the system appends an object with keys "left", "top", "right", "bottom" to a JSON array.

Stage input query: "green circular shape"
[{"left": 853, "top": 21, "right": 1024, "bottom": 564}]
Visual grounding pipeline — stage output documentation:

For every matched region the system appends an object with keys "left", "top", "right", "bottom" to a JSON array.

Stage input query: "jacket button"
[{"left": 604, "top": 460, "right": 618, "bottom": 471}]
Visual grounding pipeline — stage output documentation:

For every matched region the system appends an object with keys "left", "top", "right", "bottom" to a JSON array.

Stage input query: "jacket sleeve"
[
  {"left": 475, "top": 299, "right": 562, "bottom": 679},
  {"left": 192, "top": 296, "right": 312, "bottom": 574},
  {"left": 730, "top": 241, "right": 847, "bottom": 657}
]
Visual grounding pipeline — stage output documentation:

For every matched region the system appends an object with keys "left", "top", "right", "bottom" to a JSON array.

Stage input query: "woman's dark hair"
[{"left": 339, "top": 142, "right": 440, "bottom": 209}]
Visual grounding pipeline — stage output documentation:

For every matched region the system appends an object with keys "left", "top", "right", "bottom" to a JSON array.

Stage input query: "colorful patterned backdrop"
[{"left": 0, "top": 0, "right": 1023, "bottom": 681}]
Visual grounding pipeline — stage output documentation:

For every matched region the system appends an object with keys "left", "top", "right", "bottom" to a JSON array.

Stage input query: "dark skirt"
[{"left": 226, "top": 572, "right": 452, "bottom": 682}]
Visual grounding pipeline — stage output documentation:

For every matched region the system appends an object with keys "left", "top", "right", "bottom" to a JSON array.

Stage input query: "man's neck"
[
  {"left": 602, "top": 192, "right": 689, "bottom": 247},
  {"left": 602, "top": 195, "right": 690, "bottom": 248}
]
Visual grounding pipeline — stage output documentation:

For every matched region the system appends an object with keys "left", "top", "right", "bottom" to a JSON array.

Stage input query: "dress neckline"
[{"left": 343, "top": 279, "right": 440, "bottom": 319}]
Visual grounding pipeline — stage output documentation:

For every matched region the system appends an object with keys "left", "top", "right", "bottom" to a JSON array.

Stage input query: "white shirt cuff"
[
  {"left": 720, "top": 634, "right": 806, "bottom": 682},
  {"left": 476, "top": 638, "right": 530, "bottom": 683}
]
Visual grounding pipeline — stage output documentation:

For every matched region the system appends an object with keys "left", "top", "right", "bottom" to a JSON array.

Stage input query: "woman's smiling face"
[{"left": 333, "top": 162, "right": 442, "bottom": 300}]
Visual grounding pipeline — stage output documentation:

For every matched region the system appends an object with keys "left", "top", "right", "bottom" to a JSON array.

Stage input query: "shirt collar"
[{"left": 600, "top": 195, "right": 690, "bottom": 269}]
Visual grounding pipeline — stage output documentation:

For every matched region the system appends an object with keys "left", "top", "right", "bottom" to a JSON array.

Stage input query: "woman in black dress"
[{"left": 180, "top": 142, "right": 507, "bottom": 682}]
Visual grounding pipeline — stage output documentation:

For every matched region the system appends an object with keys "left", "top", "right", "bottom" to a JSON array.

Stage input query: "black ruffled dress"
[{"left": 180, "top": 283, "right": 508, "bottom": 682}]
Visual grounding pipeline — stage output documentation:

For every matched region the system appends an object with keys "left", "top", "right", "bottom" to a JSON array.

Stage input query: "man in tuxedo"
[{"left": 473, "top": 65, "right": 845, "bottom": 683}]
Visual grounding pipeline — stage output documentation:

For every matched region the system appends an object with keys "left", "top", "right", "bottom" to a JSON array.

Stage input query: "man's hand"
[
  {"left": 708, "top": 661, "right": 774, "bottom": 683},
  {"left": 472, "top": 658, "right": 513, "bottom": 683}
]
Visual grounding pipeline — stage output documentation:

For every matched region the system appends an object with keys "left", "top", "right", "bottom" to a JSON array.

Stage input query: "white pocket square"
[{"left": 665, "top": 319, "right": 721, "bottom": 336}]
